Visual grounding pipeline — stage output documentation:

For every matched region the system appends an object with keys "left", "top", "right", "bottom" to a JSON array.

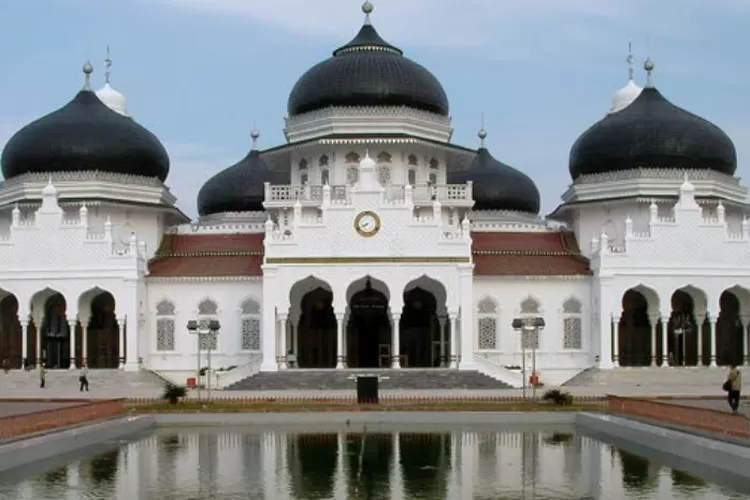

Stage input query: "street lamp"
[
  {"left": 512, "top": 317, "right": 545, "bottom": 400},
  {"left": 187, "top": 319, "right": 221, "bottom": 400},
  {"left": 671, "top": 313, "right": 691, "bottom": 367}
]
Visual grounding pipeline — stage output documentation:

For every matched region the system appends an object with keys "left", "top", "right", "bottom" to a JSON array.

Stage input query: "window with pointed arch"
[
  {"left": 346, "top": 166, "right": 359, "bottom": 186},
  {"left": 408, "top": 154, "right": 419, "bottom": 166},
  {"left": 155, "top": 300, "right": 176, "bottom": 351},
  {"left": 562, "top": 297, "right": 583, "bottom": 349},
  {"left": 520, "top": 297, "right": 541, "bottom": 349},
  {"left": 321, "top": 169, "right": 330, "bottom": 186},
  {"left": 407, "top": 169, "right": 417, "bottom": 186},
  {"left": 377, "top": 151, "right": 392, "bottom": 163},
  {"left": 240, "top": 298, "right": 261, "bottom": 351},
  {"left": 477, "top": 297, "right": 498, "bottom": 350},
  {"left": 197, "top": 299, "right": 219, "bottom": 351},
  {"left": 377, "top": 166, "right": 392, "bottom": 186}
]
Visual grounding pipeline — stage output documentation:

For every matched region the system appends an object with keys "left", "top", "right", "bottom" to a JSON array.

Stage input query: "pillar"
[
  {"left": 333, "top": 432, "right": 347, "bottom": 499},
  {"left": 696, "top": 313, "right": 705, "bottom": 366},
  {"left": 335, "top": 312, "right": 346, "bottom": 369},
  {"left": 458, "top": 265, "right": 474, "bottom": 368},
  {"left": 34, "top": 314, "right": 42, "bottom": 365},
  {"left": 742, "top": 316, "right": 750, "bottom": 366},
  {"left": 117, "top": 317, "right": 126, "bottom": 369},
  {"left": 260, "top": 270, "right": 279, "bottom": 372},
  {"left": 262, "top": 432, "right": 278, "bottom": 495},
  {"left": 391, "top": 312, "right": 401, "bottom": 369},
  {"left": 611, "top": 315, "right": 620, "bottom": 368},
  {"left": 439, "top": 315, "right": 447, "bottom": 367},
  {"left": 390, "top": 432, "right": 405, "bottom": 500},
  {"left": 68, "top": 318, "right": 77, "bottom": 369},
  {"left": 710, "top": 316, "right": 718, "bottom": 367},
  {"left": 449, "top": 312, "right": 459, "bottom": 369},
  {"left": 278, "top": 313, "right": 288, "bottom": 370},
  {"left": 81, "top": 320, "right": 89, "bottom": 367},
  {"left": 660, "top": 315, "right": 667, "bottom": 367},
  {"left": 649, "top": 314, "right": 659, "bottom": 367},
  {"left": 20, "top": 319, "right": 28, "bottom": 368}
]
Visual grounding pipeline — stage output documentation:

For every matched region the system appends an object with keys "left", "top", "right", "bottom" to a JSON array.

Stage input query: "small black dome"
[
  {"left": 197, "top": 145, "right": 275, "bottom": 216},
  {"left": 569, "top": 87, "right": 737, "bottom": 179},
  {"left": 1, "top": 90, "right": 169, "bottom": 181},
  {"left": 287, "top": 20, "right": 449, "bottom": 117},
  {"left": 449, "top": 144, "right": 540, "bottom": 214}
]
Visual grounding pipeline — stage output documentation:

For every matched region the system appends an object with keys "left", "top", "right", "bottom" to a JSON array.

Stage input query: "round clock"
[{"left": 354, "top": 211, "right": 381, "bottom": 237}]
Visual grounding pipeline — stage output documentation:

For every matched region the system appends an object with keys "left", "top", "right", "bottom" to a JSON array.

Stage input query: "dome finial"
[
  {"left": 362, "top": 1, "right": 374, "bottom": 25},
  {"left": 478, "top": 113, "right": 487, "bottom": 148},
  {"left": 104, "top": 46, "right": 113, "bottom": 85},
  {"left": 82, "top": 61, "right": 94, "bottom": 90},
  {"left": 251, "top": 127, "right": 260, "bottom": 149},
  {"left": 626, "top": 41, "right": 635, "bottom": 81},
  {"left": 644, "top": 56, "right": 655, "bottom": 88}
]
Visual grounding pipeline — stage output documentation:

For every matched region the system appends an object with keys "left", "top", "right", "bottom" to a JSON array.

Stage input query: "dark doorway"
[
  {"left": 400, "top": 287, "right": 438, "bottom": 368},
  {"left": 297, "top": 288, "right": 337, "bottom": 368},
  {"left": 41, "top": 293, "right": 70, "bottom": 369},
  {"left": 717, "top": 291, "right": 744, "bottom": 366},
  {"left": 0, "top": 294, "right": 22, "bottom": 368},
  {"left": 87, "top": 292, "right": 119, "bottom": 368},
  {"left": 347, "top": 278, "right": 391, "bottom": 368},
  {"left": 667, "top": 291, "right": 699, "bottom": 367},
  {"left": 618, "top": 290, "right": 652, "bottom": 367}
]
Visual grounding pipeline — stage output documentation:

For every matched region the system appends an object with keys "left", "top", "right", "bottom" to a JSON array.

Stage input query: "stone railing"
[
  {"left": 607, "top": 395, "right": 750, "bottom": 438},
  {"left": 264, "top": 183, "right": 473, "bottom": 206},
  {"left": 0, "top": 398, "right": 126, "bottom": 440},
  {"left": 215, "top": 352, "right": 264, "bottom": 389}
]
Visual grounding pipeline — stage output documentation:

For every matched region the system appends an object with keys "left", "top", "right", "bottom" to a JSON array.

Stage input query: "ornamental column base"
[{"left": 336, "top": 355, "right": 347, "bottom": 369}]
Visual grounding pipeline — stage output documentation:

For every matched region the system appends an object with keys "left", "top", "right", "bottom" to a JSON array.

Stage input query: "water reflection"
[{"left": 0, "top": 428, "right": 746, "bottom": 499}]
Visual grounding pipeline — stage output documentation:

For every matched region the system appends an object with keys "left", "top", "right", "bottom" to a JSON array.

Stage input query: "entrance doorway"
[
  {"left": 87, "top": 292, "right": 119, "bottom": 368},
  {"left": 297, "top": 287, "right": 337, "bottom": 368},
  {"left": 400, "top": 287, "right": 438, "bottom": 368},
  {"left": 41, "top": 293, "right": 70, "bottom": 369},
  {"left": 347, "top": 278, "right": 391, "bottom": 368}
]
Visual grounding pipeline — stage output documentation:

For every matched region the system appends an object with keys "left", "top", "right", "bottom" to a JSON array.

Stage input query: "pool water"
[{"left": 0, "top": 427, "right": 746, "bottom": 499}]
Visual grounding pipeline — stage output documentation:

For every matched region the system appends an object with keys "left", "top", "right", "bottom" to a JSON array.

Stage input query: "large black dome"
[
  {"left": 569, "top": 86, "right": 737, "bottom": 179},
  {"left": 449, "top": 135, "right": 540, "bottom": 214},
  {"left": 197, "top": 137, "right": 276, "bottom": 216},
  {"left": 1, "top": 90, "right": 170, "bottom": 181},
  {"left": 287, "top": 7, "right": 449, "bottom": 117}
]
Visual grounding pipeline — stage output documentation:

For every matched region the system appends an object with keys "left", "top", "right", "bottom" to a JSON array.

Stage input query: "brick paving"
[{"left": 0, "top": 401, "right": 80, "bottom": 418}]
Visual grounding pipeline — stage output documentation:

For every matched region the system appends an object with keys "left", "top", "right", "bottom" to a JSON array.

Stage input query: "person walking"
[
  {"left": 726, "top": 364, "right": 742, "bottom": 414},
  {"left": 79, "top": 365, "right": 89, "bottom": 392},
  {"left": 38, "top": 363, "right": 46, "bottom": 389}
]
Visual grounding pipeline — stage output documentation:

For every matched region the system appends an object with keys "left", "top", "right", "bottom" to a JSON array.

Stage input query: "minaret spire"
[
  {"left": 478, "top": 113, "right": 487, "bottom": 148},
  {"left": 644, "top": 57, "right": 655, "bottom": 88},
  {"left": 104, "top": 46, "right": 113, "bottom": 84},
  {"left": 82, "top": 61, "right": 93, "bottom": 90},
  {"left": 362, "top": 0, "right": 374, "bottom": 25},
  {"left": 627, "top": 41, "right": 635, "bottom": 81}
]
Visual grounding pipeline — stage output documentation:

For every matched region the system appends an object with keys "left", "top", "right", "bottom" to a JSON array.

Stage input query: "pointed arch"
[
  {"left": 239, "top": 296, "right": 261, "bottom": 351},
  {"left": 408, "top": 154, "right": 419, "bottom": 166},
  {"left": 0, "top": 290, "right": 22, "bottom": 369},
  {"left": 519, "top": 296, "right": 542, "bottom": 349},
  {"left": 520, "top": 296, "right": 541, "bottom": 315},
  {"left": 476, "top": 296, "right": 498, "bottom": 350},
  {"left": 198, "top": 298, "right": 219, "bottom": 316},
  {"left": 155, "top": 298, "right": 176, "bottom": 352},
  {"left": 290, "top": 276, "right": 336, "bottom": 368},
  {"left": 376, "top": 151, "right": 392, "bottom": 163},
  {"left": 197, "top": 298, "right": 219, "bottom": 350},
  {"left": 345, "top": 152, "right": 360, "bottom": 164},
  {"left": 562, "top": 296, "right": 583, "bottom": 350}
]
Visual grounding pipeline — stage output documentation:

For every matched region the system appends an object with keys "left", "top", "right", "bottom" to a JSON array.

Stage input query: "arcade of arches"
[
  {"left": 0, "top": 288, "right": 123, "bottom": 370},
  {"left": 286, "top": 276, "right": 458, "bottom": 369},
  {"left": 616, "top": 286, "right": 749, "bottom": 367}
]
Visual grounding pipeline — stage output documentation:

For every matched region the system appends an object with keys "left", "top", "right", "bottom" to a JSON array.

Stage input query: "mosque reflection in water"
[{"left": 2, "top": 430, "right": 744, "bottom": 499}]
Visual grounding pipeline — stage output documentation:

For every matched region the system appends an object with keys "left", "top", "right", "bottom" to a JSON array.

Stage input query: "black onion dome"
[
  {"left": 197, "top": 140, "right": 274, "bottom": 216},
  {"left": 287, "top": 13, "right": 449, "bottom": 117},
  {"left": 569, "top": 87, "right": 737, "bottom": 179},
  {"left": 1, "top": 90, "right": 169, "bottom": 181},
  {"left": 449, "top": 139, "right": 540, "bottom": 214}
]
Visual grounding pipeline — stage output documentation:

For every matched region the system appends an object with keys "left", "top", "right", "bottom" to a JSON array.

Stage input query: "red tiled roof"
[
  {"left": 148, "top": 234, "right": 264, "bottom": 277},
  {"left": 471, "top": 231, "right": 590, "bottom": 276}
]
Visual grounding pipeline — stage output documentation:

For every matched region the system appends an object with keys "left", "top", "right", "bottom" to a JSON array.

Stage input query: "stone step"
[
  {"left": 564, "top": 367, "right": 731, "bottom": 387},
  {"left": 0, "top": 369, "right": 165, "bottom": 391},
  {"left": 226, "top": 369, "right": 512, "bottom": 391}
]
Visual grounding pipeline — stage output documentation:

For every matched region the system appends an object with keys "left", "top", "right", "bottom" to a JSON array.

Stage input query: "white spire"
[
  {"left": 95, "top": 47, "right": 130, "bottom": 117},
  {"left": 608, "top": 42, "right": 642, "bottom": 114}
]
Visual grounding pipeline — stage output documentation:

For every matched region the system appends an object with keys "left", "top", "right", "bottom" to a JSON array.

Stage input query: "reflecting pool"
[{"left": 0, "top": 426, "right": 746, "bottom": 499}]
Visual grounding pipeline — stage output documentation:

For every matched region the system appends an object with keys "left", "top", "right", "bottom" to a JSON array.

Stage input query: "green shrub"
[
  {"left": 541, "top": 389, "right": 573, "bottom": 406},
  {"left": 162, "top": 384, "right": 187, "bottom": 405}
]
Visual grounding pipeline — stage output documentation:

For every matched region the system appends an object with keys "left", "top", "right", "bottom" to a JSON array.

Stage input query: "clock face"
[{"left": 355, "top": 211, "right": 380, "bottom": 237}]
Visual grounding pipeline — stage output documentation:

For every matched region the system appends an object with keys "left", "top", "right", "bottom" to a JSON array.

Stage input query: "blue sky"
[{"left": 1, "top": 0, "right": 749, "bottom": 218}]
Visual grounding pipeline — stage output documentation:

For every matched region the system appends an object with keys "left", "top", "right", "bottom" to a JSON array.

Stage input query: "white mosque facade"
[{"left": 0, "top": 3, "right": 748, "bottom": 388}]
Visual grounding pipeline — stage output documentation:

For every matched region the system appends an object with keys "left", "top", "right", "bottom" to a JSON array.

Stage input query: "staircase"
[
  {"left": 226, "top": 369, "right": 512, "bottom": 391},
  {"left": 563, "top": 366, "right": 728, "bottom": 390},
  {"left": 0, "top": 369, "right": 165, "bottom": 397}
]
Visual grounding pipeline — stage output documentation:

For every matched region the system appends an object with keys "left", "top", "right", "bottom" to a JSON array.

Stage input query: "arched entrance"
[
  {"left": 41, "top": 293, "right": 70, "bottom": 369},
  {"left": 0, "top": 293, "right": 22, "bottom": 369},
  {"left": 87, "top": 292, "right": 119, "bottom": 368},
  {"left": 346, "top": 277, "right": 391, "bottom": 368},
  {"left": 667, "top": 290, "right": 699, "bottom": 366},
  {"left": 618, "top": 289, "right": 653, "bottom": 367},
  {"left": 717, "top": 290, "right": 744, "bottom": 366},
  {"left": 400, "top": 287, "right": 438, "bottom": 368},
  {"left": 297, "top": 287, "right": 337, "bottom": 368}
]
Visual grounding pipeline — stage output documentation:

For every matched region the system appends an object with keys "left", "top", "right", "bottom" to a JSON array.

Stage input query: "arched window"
[
  {"left": 197, "top": 299, "right": 219, "bottom": 351},
  {"left": 377, "top": 166, "right": 392, "bottom": 186},
  {"left": 240, "top": 298, "right": 261, "bottom": 351},
  {"left": 345, "top": 152, "right": 360, "bottom": 164},
  {"left": 407, "top": 169, "right": 417, "bottom": 186},
  {"left": 298, "top": 158, "right": 308, "bottom": 170},
  {"left": 477, "top": 297, "right": 498, "bottom": 350},
  {"left": 562, "top": 297, "right": 583, "bottom": 349},
  {"left": 318, "top": 155, "right": 329, "bottom": 167},
  {"left": 321, "top": 169, "right": 330, "bottom": 185},
  {"left": 428, "top": 172, "right": 437, "bottom": 185},
  {"left": 155, "top": 300, "right": 175, "bottom": 351},
  {"left": 520, "top": 297, "right": 541, "bottom": 349},
  {"left": 300, "top": 173, "right": 309, "bottom": 185},
  {"left": 408, "top": 154, "right": 418, "bottom": 166},
  {"left": 429, "top": 157, "right": 439, "bottom": 169},
  {"left": 377, "top": 151, "right": 392, "bottom": 163},
  {"left": 346, "top": 166, "right": 359, "bottom": 186}
]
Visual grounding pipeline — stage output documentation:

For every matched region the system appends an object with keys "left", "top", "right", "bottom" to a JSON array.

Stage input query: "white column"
[
  {"left": 439, "top": 315, "right": 447, "bottom": 367},
  {"left": 649, "top": 314, "right": 659, "bottom": 367},
  {"left": 390, "top": 432, "right": 405, "bottom": 500},
  {"left": 696, "top": 313, "right": 705, "bottom": 366},
  {"left": 335, "top": 312, "right": 346, "bottom": 369},
  {"left": 262, "top": 432, "right": 278, "bottom": 495},
  {"left": 611, "top": 315, "right": 620, "bottom": 368},
  {"left": 458, "top": 265, "right": 474, "bottom": 368},
  {"left": 710, "top": 316, "right": 718, "bottom": 367},
  {"left": 81, "top": 321, "right": 89, "bottom": 367},
  {"left": 333, "top": 432, "right": 347, "bottom": 499},
  {"left": 34, "top": 315, "right": 42, "bottom": 365},
  {"left": 260, "top": 271, "right": 279, "bottom": 372},
  {"left": 278, "top": 313, "right": 288, "bottom": 370},
  {"left": 391, "top": 313, "right": 401, "bottom": 369},
  {"left": 449, "top": 312, "right": 459, "bottom": 368},
  {"left": 20, "top": 319, "right": 28, "bottom": 368},
  {"left": 68, "top": 319, "right": 77, "bottom": 370},
  {"left": 660, "top": 315, "right": 668, "bottom": 367},
  {"left": 117, "top": 317, "right": 126, "bottom": 369},
  {"left": 742, "top": 316, "right": 749, "bottom": 366}
]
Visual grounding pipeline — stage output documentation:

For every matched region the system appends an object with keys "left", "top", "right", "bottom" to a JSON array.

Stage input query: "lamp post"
[
  {"left": 672, "top": 313, "right": 691, "bottom": 367},
  {"left": 512, "top": 317, "right": 545, "bottom": 400},
  {"left": 187, "top": 319, "right": 220, "bottom": 401}
]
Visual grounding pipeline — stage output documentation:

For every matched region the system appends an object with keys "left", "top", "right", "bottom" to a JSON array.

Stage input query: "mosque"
[{"left": 0, "top": 2, "right": 747, "bottom": 388}]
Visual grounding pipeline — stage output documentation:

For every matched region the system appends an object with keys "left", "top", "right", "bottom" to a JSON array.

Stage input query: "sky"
[{"left": 1, "top": 0, "right": 749, "bottom": 218}]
